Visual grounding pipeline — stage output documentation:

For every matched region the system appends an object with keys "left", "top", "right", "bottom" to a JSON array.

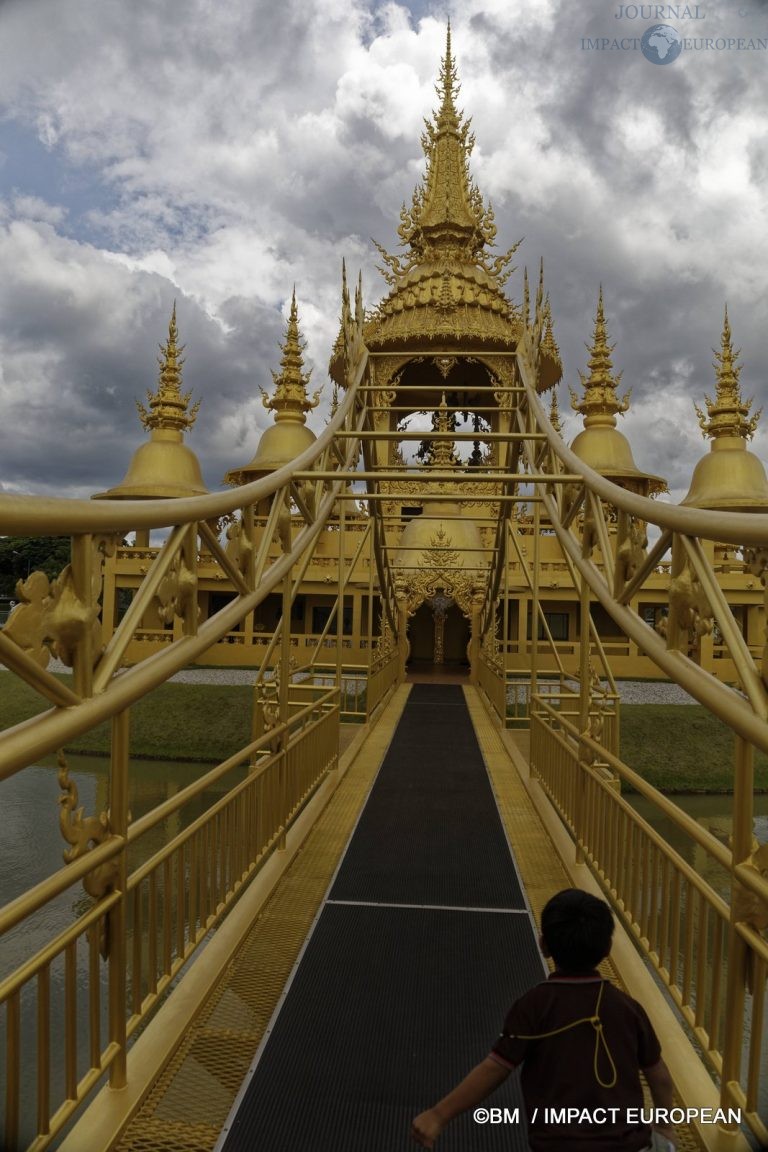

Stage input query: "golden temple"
[{"left": 1, "top": 26, "right": 767, "bottom": 1152}]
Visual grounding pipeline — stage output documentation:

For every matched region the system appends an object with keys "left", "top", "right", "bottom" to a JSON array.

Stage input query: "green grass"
[
  {"left": 3, "top": 675, "right": 766, "bottom": 789},
  {"left": 620, "top": 705, "right": 768, "bottom": 793},
  {"left": 0, "top": 676, "right": 253, "bottom": 762}
]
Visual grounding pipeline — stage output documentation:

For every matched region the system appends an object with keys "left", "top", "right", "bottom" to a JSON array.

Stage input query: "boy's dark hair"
[{"left": 541, "top": 889, "right": 614, "bottom": 971}]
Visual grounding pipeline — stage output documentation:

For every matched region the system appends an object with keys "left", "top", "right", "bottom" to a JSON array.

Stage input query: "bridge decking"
[
  {"left": 106, "top": 685, "right": 703, "bottom": 1152},
  {"left": 216, "top": 683, "right": 542, "bottom": 1151}
]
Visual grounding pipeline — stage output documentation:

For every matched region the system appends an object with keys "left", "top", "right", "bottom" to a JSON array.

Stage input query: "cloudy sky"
[{"left": 0, "top": 0, "right": 766, "bottom": 504}]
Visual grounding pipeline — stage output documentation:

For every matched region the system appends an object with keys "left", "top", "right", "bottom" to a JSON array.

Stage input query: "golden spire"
[
  {"left": 569, "top": 288, "right": 665, "bottom": 495},
  {"left": 430, "top": 392, "right": 457, "bottom": 469},
  {"left": 260, "top": 288, "right": 321, "bottom": 425},
  {"left": 373, "top": 25, "right": 519, "bottom": 285},
  {"left": 347, "top": 26, "right": 526, "bottom": 361},
  {"left": 540, "top": 297, "right": 561, "bottom": 366},
  {"left": 137, "top": 303, "right": 200, "bottom": 432},
  {"left": 569, "top": 287, "right": 630, "bottom": 426},
  {"left": 694, "top": 306, "right": 761, "bottom": 441},
  {"left": 96, "top": 303, "right": 207, "bottom": 498}
]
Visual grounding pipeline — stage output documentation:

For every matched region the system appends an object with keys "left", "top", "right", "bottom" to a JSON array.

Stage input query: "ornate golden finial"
[
  {"left": 260, "top": 289, "right": 321, "bottom": 423},
  {"left": 431, "top": 392, "right": 457, "bottom": 468},
  {"left": 549, "top": 388, "right": 563, "bottom": 435},
  {"left": 535, "top": 258, "right": 545, "bottom": 321},
  {"left": 374, "top": 26, "right": 520, "bottom": 285},
  {"left": 438, "top": 19, "right": 459, "bottom": 122},
  {"left": 341, "top": 258, "right": 350, "bottom": 314},
  {"left": 541, "top": 296, "right": 560, "bottom": 364},
  {"left": 137, "top": 303, "right": 201, "bottom": 432},
  {"left": 569, "top": 287, "right": 630, "bottom": 425},
  {"left": 694, "top": 306, "right": 761, "bottom": 441}
]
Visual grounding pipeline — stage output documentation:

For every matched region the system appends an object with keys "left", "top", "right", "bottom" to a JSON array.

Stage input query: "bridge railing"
[
  {"left": 530, "top": 695, "right": 768, "bottom": 1145},
  {"left": 0, "top": 688, "right": 338, "bottom": 1151},
  {"left": 472, "top": 318, "right": 768, "bottom": 1145}
]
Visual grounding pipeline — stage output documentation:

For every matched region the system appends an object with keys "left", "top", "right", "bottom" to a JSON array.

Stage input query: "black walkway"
[{"left": 218, "top": 684, "right": 545, "bottom": 1151}]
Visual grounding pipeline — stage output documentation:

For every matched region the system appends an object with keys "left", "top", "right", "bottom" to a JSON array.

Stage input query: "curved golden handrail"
[
  {"left": 517, "top": 337, "right": 768, "bottom": 548},
  {"left": 0, "top": 347, "right": 368, "bottom": 536}
]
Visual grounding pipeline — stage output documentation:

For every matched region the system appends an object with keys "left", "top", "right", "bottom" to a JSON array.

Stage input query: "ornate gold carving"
[
  {"left": 261, "top": 289, "right": 322, "bottom": 418},
  {"left": 570, "top": 287, "right": 630, "bottom": 422},
  {"left": 481, "top": 612, "right": 503, "bottom": 672},
  {"left": 2, "top": 535, "right": 116, "bottom": 670},
  {"left": 396, "top": 525, "right": 476, "bottom": 616},
  {"left": 137, "top": 303, "right": 201, "bottom": 433},
  {"left": 743, "top": 546, "right": 768, "bottom": 687},
  {"left": 362, "top": 29, "right": 521, "bottom": 350},
  {"left": 695, "top": 307, "right": 761, "bottom": 442},
  {"left": 373, "top": 619, "right": 396, "bottom": 666},
  {"left": 226, "top": 515, "right": 254, "bottom": 577},
  {"left": 667, "top": 556, "right": 713, "bottom": 648},
  {"left": 258, "top": 676, "right": 280, "bottom": 735},
  {"left": 433, "top": 356, "right": 457, "bottom": 378},
  {"left": 46, "top": 564, "right": 101, "bottom": 667},
  {"left": 2, "top": 570, "right": 53, "bottom": 667},
  {"left": 155, "top": 552, "right": 198, "bottom": 626},
  {"left": 58, "top": 751, "right": 118, "bottom": 901},
  {"left": 732, "top": 838, "right": 768, "bottom": 991},
  {"left": 615, "top": 514, "right": 648, "bottom": 592}
]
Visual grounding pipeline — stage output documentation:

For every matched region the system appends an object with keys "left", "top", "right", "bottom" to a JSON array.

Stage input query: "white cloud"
[{"left": 0, "top": 0, "right": 762, "bottom": 505}]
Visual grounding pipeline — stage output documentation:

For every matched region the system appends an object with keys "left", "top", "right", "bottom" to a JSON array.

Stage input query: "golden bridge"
[{"left": 2, "top": 31, "right": 768, "bottom": 1152}]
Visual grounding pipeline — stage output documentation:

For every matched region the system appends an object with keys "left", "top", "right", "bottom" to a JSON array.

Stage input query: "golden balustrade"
[
  {"left": 470, "top": 325, "right": 768, "bottom": 1145},
  {"left": 529, "top": 697, "right": 768, "bottom": 1145}
]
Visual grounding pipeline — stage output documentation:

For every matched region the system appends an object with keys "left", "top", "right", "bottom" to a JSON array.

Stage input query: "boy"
[{"left": 411, "top": 889, "right": 676, "bottom": 1151}]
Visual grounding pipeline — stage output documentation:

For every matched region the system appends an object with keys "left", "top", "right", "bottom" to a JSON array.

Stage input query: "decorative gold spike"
[
  {"left": 549, "top": 388, "right": 563, "bottom": 435},
  {"left": 355, "top": 270, "right": 364, "bottom": 329},
  {"left": 261, "top": 289, "right": 321, "bottom": 421},
  {"left": 540, "top": 297, "right": 562, "bottom": 374},
  {"left": 341, "top": 258, "right": 350, "bottom": 313},
  {"left": 535, "top": 258, "right": 545, "bottom": 318},
  {"left": 430, "top": 392, "right": 457, "bottom": 469},
  {"left": 570, "top": 287, "right": 630, "bottom": 422},
  {"left": 694, "top": 306, "right": 761, "bottom": 441},
  {"left": 137, "top": 303, "right": 201, "bottom": 433}
]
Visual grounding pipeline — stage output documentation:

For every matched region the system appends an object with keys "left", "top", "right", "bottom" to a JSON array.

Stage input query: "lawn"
[
  {"left": 620, "top": 704, "right": 768, "bottom": 793},
  {"left": 2, "top": 675, "right": 766, "bottom": 790},
  {"left": 0, "top": 675, "right": 253, "bottom": 762}
]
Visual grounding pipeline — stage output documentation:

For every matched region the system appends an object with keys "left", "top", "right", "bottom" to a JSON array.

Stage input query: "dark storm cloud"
[
  {"left": 0, "top": 0, "right": 764, "bottom": 500},
  {"left": 0, "top": 217, "right": 284, "bottom": 496}
]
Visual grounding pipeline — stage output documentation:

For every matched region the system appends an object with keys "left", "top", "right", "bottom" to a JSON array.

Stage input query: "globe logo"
[{"left": 640, "top": 24, "right": 683, "bottom": 64}]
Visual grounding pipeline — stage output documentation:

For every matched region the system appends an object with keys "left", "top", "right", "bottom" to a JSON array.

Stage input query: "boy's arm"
[
  {"left": 411, "top": 1056, "right": 511, "bottom": 1148},
  {"left": 644, "top": 1058, "right": 676, "bottom": 1144}
]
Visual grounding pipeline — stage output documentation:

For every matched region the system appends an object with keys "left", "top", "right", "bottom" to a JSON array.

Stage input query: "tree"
[{"left": 0, "top": 536, "right": 72, "bottom": 597}]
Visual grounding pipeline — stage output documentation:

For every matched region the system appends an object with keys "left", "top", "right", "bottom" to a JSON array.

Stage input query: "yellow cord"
[{"left": 506, "top": 981, "right": 618, "bottom": 1089}]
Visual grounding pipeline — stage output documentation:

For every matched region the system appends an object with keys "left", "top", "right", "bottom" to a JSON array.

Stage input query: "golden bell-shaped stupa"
[
  {"left": 569, "top": 289, "right": 666, "bottom": 496},
  {"left": 226, "top": 290, "right": 321, "bottom": 484},
  {"left": 95, "top": 305, "right": 207, "bottom": 499},
  {"left": 683, "top": 307, "right": 768, "bottom": 511}
]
